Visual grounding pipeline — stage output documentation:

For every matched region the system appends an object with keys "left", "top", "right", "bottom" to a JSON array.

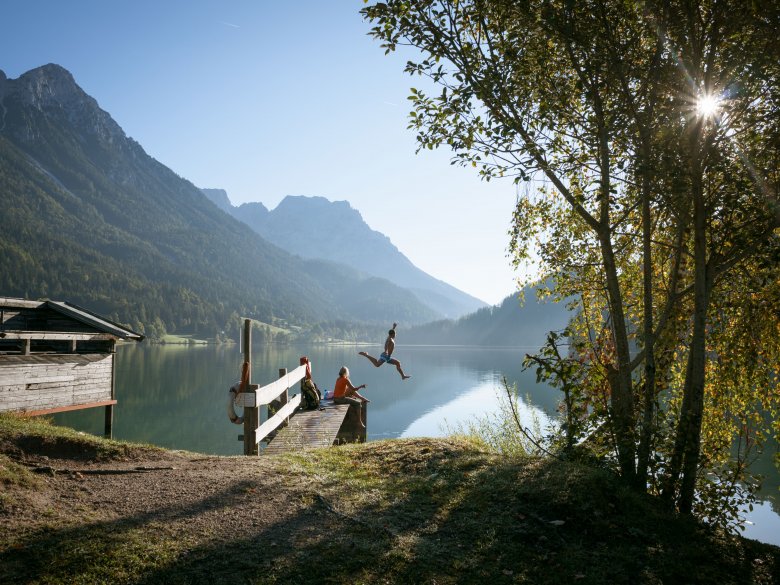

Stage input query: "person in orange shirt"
[{"left": 333, "top": 366, "right": 368, "bottom": 429}]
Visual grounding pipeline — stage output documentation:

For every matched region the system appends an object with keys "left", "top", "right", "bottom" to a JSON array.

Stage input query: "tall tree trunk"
[
  {"left": 636, "top": 136, "right": 656, "bottom": 489},
  {"left": 661, "top": 123, "right": 714, "bottom": 513},
  {"left": 677, "top": 146, "right": 712, "bottom": 514},
  {"left": 597, "top": 121, "right": 637, "bottom": 483},
  {"left": 599, "top": 232, "right": 637, "bottom": 482}
]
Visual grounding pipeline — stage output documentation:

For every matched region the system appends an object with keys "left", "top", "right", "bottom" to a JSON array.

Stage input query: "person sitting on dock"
[
  {"left": 359, "top": 322, "right": 411, "bottom": 380},
  {"left": 333, "top": 366, "right": 368, "bottom": 429}
]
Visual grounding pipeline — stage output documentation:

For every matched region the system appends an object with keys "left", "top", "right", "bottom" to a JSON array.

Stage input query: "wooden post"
[
  {"left": 242, "top": 319, "right": 259, "bottom": 456},
  {"left": 22, "top": 338, "right": 31, "bottom": 355},
  {"left": 104, "top": 340, "right": 116, "bottom": 438},
  {"left": 278, "top": 368, "right": 289, "bottom": 428},
  {"left": 336, "top": 402, "right": 368, "bottom": 444}
]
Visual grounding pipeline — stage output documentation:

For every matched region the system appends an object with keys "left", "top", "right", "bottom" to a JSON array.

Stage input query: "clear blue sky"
[{"left": 0, "top": 0, "right": 527, "bottom": 305}]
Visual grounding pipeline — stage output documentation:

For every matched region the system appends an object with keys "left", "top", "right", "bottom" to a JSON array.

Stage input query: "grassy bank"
[{"left": 1, "top": 414, "right": 779, "bottom": 584}]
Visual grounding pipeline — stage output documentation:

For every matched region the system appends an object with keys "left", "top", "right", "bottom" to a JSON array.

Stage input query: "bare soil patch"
[{"left": 2, "top": 416, "right": 780, "bottom": 585}]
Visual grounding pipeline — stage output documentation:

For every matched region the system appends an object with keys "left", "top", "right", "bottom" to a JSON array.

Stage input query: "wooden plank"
[
  {"left": 235, "top": 364, "right": 308, "bottom": 407},
  {"left": 0, "top": 352, "right": 113, "bottom": 413},
  {"left": 0, "top": 353, "right": 111, "bottom": 366},
  {"left": 23, "top": 400, "right": 117, "bottom": 416},
  {"left": 255, "top": 393, "right": 301, "bottom": 444},
  {"left": 251, "top": 365, "right": 308, "bottom": 406},
  {"left": 0, "top": 331, "right": 115, "bottom": 341},
  {"left": 0, "top": 299, "right": 45, "bottom": 309},
  {"left": 0, "top": 375, "right": 76, "bottom": 386},
  {"left": 264, "top": 403, "right": 350, "bottom": 454}
]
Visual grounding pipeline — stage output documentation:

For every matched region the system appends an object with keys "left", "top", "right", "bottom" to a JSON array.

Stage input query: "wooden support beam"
[
  {"left": 241, "top": 318, "right": 258, "bottom": 456},
  {"left": 0, "top": 331, "right": 116, "bottom": 341},
  {"left": 278, "top": 368, "right": 289, "bottom": 428},
  {"left": 0, "top": 299, "right": 45, "bottom": 309},
  {"left": 106, "top": 340, "right": 116, "bottom": 438},
  {"left": 24, "top": 400, "right": 117, "bottom": 417}
]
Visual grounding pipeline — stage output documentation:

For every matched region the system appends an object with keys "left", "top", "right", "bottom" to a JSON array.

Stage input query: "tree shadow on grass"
[{"left": 2, "top": 447, "right": 779, "bottom": 585}]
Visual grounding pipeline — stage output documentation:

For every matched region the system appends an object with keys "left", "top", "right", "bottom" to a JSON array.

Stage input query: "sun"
[{"left": 696, "top": 94, "right": 720, "bottom": 118}]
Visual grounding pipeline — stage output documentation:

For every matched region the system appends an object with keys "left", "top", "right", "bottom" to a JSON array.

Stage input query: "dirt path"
[
  {"left": 3, "top": 446, "right": 334, "bottom": 544},
  {"left": 3, "top": 422, "right": 780, "bottom": 585}
]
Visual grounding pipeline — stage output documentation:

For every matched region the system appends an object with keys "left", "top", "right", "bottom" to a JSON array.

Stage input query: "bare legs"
[
  {"left": 390, "top": 358, "right": 412, "bottom": 380},
  {"left": 358, "top": 352, "right": 411, "bottom": 380},
  {"left": 358, "top": 351, "right": 382, "bottom": 367},
  {"left": 334, "top": 395, "right": 366, "bottom": 428}
]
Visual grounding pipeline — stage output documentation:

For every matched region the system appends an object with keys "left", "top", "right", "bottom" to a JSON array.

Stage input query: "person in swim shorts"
[{"left": 359, "top": 322, "right": 411, "bottom": 380}]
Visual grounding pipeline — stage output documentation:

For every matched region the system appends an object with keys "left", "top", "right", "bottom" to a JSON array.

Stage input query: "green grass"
[
  {"left": 158, "top": 334, "right": 210, "bottom": 345},
  {"left": 0, "top": 413, "right": 162, "bottom": 461},
  {"left": 1, "top": 417, "right": 779, "bottom": 584}
]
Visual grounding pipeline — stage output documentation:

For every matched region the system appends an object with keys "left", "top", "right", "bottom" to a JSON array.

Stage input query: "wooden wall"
[{"left": 0, "top": 354, "right": 114, "bottom": 415}]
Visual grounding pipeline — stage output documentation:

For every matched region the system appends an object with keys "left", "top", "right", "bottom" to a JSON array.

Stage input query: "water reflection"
[{"left": 53, "top": 343, "right": 779, "bottom": 545}]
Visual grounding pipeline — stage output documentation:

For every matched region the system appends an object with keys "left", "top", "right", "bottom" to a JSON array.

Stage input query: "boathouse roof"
[{"left": 0, "top": 297, "right": 144, "bottom": 342}]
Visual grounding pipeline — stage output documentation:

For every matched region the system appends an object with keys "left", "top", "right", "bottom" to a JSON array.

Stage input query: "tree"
[{"left": 363, "top": 0, "right": 780, "bottom": 518}]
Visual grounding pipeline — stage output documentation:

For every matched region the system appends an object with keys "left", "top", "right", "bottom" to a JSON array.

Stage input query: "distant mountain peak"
[
  {"left": 275, "top": 195, "right": 371, "bottom": 229},
  {"left": 16, "top": 63, "right": 84, "bottom": 104},
  {"left": 278, "top": 194, "right": 355, "bottom": 212},
  {"left": 226, "top": 193, "right": 488, "bottom": 318},
  {"left": 3, "top": 64, "right": 125, "bottom": 145},
  {"left": 200, "top": 188, "right": 234, "bottom": 214}
]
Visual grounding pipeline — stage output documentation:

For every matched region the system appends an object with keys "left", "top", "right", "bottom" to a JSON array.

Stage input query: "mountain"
[
  {"left": 200, "top": 191, "right": 488, "bottom": 320},
  {"left": 403, "top": 284, "right": 572, "bottom": 347},
  {"left": 0, "top": 64, "right": 441, "bottom": 337}
]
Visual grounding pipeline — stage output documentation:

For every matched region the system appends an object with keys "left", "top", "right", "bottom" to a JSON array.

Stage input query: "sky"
[{"left": 0, "top": 0, "right": 528, "bottom": 305}]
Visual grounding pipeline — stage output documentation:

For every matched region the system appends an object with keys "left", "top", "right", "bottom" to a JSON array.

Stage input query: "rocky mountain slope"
[
  {"left": 201, "top": 189, "right": 487, "bottom": 319},
  {"left": 0, "top": 64, "right": 439, "bottom": 336}
]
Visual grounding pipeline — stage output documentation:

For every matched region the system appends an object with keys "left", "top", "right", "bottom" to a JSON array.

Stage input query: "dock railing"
[{"left": 233, "top": 318, "right": 308, "bottom": 455}]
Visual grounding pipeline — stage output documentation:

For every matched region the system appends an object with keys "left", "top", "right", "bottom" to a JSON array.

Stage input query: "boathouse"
[{"left": 0, "top": 297, "right": 143, "bottom": 436}]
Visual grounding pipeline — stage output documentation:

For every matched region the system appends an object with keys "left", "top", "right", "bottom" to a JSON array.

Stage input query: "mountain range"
[
  {"left": 200, "top": 189, "right": 486, "bottom": 319},
  {"left": 0, "top": 64, "right": 567, "bottom": 346},
  {"left": 0, "top": 64, "right": 445, "bottom": 337}
]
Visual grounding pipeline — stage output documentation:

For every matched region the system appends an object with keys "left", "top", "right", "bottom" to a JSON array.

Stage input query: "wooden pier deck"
[
  {"left": 263, "top": 401, "right": 352, "bottom": 455},
  {"left": 233, "top": 320, "right": 367, "bottom": 456}
]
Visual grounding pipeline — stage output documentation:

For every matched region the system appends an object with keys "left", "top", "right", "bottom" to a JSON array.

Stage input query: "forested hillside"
[
  {"left": 404, "top": 285, "right": 571, "bottom": 347},
  {"left": 0, "top": 65, "right": 442, "bottom": 338}
]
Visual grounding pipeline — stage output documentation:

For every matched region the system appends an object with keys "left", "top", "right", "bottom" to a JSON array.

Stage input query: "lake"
[{"left": 53, "top": 343, "right": 780, "bottom": 546}]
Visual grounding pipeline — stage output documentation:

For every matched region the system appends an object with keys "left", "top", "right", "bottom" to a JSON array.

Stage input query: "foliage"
[
  {"left": 445, "top": 379, "right": 548, "bottom": 457},
  {"left": 362, "top": 0, "right": 780, "bottom": 526}
]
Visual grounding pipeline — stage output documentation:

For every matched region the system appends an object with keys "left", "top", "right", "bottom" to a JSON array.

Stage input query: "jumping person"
[
  {"left": 359, "top": 322, "right": 411, "bottom": 380},
  {"left": 333, "top": 366, "right": 368, "bottom": 429}
]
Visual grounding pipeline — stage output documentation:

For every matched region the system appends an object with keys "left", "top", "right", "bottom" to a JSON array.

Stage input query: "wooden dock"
[
  {"left": 232, "top": 319, "right": 367, "bottom": 455},
  {"left": 263, "top": 401, "right": 351, "bottom": 454}
]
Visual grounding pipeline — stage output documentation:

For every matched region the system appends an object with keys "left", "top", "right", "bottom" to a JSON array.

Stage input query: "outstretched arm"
[{"left": 345, "top": 380, "right": 367, "bottom": 400}]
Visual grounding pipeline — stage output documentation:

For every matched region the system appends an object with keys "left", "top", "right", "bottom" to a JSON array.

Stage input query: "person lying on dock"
[
  {"left": 333, "top": 366, "right": 368, "bottom": 429},
  {"left": 359, "top": 322, "right": 411, "bottom": 380}
]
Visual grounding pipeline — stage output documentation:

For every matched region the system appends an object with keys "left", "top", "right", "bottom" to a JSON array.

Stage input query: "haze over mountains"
[
  {"left": 201, "top": 189, "right": 487, "bottom": 319},
  {"left": 0, "top": 64, "right": 567, "bottom": 345}
]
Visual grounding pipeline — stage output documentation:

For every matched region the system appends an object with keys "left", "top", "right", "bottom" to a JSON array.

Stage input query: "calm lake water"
[{"left": 53, "top": 343, "right": 779, "bottom": 546}]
